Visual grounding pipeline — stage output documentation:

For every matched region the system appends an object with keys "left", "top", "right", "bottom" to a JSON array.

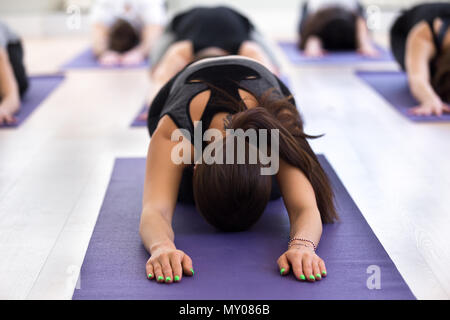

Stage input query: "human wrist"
[
  {"left": 288, "top": 237, "right": 317, "bottom": 251},
  {"left": 149, "top": 240, "right": 176, "bottom": 254}
]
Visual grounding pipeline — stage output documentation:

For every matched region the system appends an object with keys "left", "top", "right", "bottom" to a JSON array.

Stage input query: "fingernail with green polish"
[
  {"left": 322, "top": 271, "right": 327, "bottom": 276},
  {"left": 190, "top": 268, "right": 195, "bottom": 276},
  {"left": 147, "top": 273, "right": 153, "bottom": 279},
  {"left": 157, "top": 276, "right": 164, "bottom": 282},
  {"left": 174, "top": 275, "right": 180, "bottom": 282},
  {"left": 309, "top": 275, "right": 315, "bottom": 281},
  {"left": 316, "top": 273, "right": 322, "bottom": 279},
  {"left": 165, "top": 277, "right": 171, "bottom": 282},
  {"left": 299, "top": 274, "right": 306, "bottom": 281},
  {"left": 280, "top": 268, "right": 286, "bottom": 275}
]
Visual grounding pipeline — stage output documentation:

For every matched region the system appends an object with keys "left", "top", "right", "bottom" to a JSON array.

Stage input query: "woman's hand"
[
  {"left": 303, "top": 37, "right": 325, "bottom": 58},
  {"left": 0, "top": 106, "right": 17, "bottom": 126},
  {"left": 98, "top": 50, "right": 121, "bottom": 66},
  {"left": 358, "top": 43, "right": 380, "bottom": 57},
  {"left": 121, "top": 49, "right": 145, "bottom": 66},
  {"left": 146, "top": 246, "right": 194, "bottom": 284},
  {"left": 277, "top": 246, "right": 327, "bottom": 282},
  {"left": 410, "top": 98, "right": 450, "bottom": 116}
]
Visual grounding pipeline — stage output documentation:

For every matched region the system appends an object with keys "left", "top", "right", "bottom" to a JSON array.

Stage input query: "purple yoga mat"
[
  {"left": 278, "top": 41, "right": 393, "bottom": 64},
  {"left": 0, "top": 75, "right": 65, "bottom": 128},
  {"left": 61, "top": 49, "right": 149, "bottom": 70},
  {"left": 130, "top": 75, "right": 292, "bottom": 127},
  {"left": 73, "top": 155, "right": 414, "bottom": 300},
  {"left": 356, "top": 71, "right": 450, "bottom": 122}
]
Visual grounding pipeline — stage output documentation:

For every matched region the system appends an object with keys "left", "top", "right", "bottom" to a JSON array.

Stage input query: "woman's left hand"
[
  {"left": 358, "top": 44, "right": 380, "bottom": 57},
  {"left": 277, "top": 246, "right": 327, "bottom": 282}
]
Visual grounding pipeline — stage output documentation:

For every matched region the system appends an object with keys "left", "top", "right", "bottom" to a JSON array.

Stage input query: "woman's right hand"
[
  {"left": 410, "top": 98, "right": 450, "bottom": 116},
  {"left": 146, "top": 247, "right": 194, "bottom": 284},
  {"left": 98, "top": 50, "right": 121, "bottom": 66},
  {"left": 0, "top": 107, "right": 17, "bottom": 126}
]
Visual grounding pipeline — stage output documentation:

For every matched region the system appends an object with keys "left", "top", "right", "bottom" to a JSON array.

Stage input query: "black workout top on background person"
[
  {"left": 168, "top": 6, "right": 253, "bottom": 55},
  {"left": 390, "top": 2, "right": 450, "bottom": 75},
  {"left": 146, "top": 56, "right": 291, "bottom": 203},
  {"left": 0, "top": 20, "right": 28, "bottom": 97}
]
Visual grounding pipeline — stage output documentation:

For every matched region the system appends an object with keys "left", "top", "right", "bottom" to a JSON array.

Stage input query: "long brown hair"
[
  {"left": 299, "top": 6, "right": 357, "bottom": 51},
  {"left": 432, "top": 48, "right": 450, "bottom": 103},
  {"left": 193, "top": 85, "right": 338, "bottom": 232}
]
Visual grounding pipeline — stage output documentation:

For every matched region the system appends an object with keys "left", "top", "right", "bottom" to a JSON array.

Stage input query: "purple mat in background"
[
  {"left": 278, "top": 41, "right": 393, "bottom": 64},
  {"left": 73, "top": 155, "right": 414, "bottom": 300},
  {"left": 61, "top": 49, "right": 149, "bottom": 70},
  {"left": 356, "top": 71, "right": 450, "bottom": 122},
  {"left": 0, "top": 75, "right": 65, "bottom": 128},
  {"left": 130, "top": 75, "right": 293, "bottom": 127}
]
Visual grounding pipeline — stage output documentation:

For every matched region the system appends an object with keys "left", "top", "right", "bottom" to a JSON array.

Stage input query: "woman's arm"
[
  {"left": 275, "top": 159, "right": 326, "bottom": 282},
  {"left": 303, "top": 36, "right": 325, "bottom": 57},
  {"left": 139, "top": 41, "right": 192, "bottom": 120},
  {"left": 356, "top": 16, "right": 379, "bottom": 57},
  {"left": 405, "top": 21, "right": 449, "bottom": 116},
  {"left": 140, "top": 116, "right": 194, "bottom": 283},
  {"left": 239, "top": 41, "right": 278, "bottom": 74},
  {"left": 121, "top": 24, "right": 164, "bottom": 65},
  {"left": 0, "top": 48, "right": 20, "bottom": 125}
]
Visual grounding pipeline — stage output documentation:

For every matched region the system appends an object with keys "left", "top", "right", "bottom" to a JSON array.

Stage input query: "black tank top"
[
  {"left": 390, "top": 3, "right": 450, "bottom": 74},
  {"left": 147, "top": 57, "right": 293, "bottom": 152},
  {"left": 169, "top": 6, "right": 253, "bottom": 55}
]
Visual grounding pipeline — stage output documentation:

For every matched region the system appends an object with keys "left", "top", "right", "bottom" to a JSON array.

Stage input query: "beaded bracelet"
[
  {"left": 288, "top": 243, "right": 315, "bottom": 251},
  {"left": 288, "top": 238, "right": 317, "bottom": 251}
]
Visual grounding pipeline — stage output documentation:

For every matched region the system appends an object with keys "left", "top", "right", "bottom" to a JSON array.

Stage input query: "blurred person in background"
[
  {"left": 140, "top": 6, "right": 280, "bottom": 120},
  {"left": 298, "top": 0, "right": 378, "bottom": 57},
  {"left": 90, "top": 0, "right": 167, "bottom": 66},
  {"left": 0, "top": 20, "right": 28, "bottom": 126},
  {"left": 390, "top": 2, "right": 450, "bottom": 116}
]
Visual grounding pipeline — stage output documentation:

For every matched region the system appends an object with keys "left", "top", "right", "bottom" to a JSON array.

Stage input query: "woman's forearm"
[
  {"left": 133, "top": 25, "right": 163, "bottom": 57},
  {"left": 139, "top": 208, "right": 176, "bottom": 254},
  {"left": 92, "top": 24, "right": 109, "bottom": 57},
  {"left": 356, "top": 17, "right": 371, "bottom": 49},
  {"left": 409, "top": 75, "right": 441, "bottom": 105},
  {"left": 288, "top": 208, "right": 323, "bottom": 248}
]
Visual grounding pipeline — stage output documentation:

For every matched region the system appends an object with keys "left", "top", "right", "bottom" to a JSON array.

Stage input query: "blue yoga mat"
[
  {"left": 0, "top": 75, "right": 65, "bottom": 128},
  {"left": 61, "top": 49, "right": 150, "bottom": 70},
  {"left": 278, "top": 41, "right": 393, "bottom": 64},
  {"left": 73, "top": 155, "right": 415, "bottom": 300},
  {"left": 356, "top": 70, "right": 450, "bottom": 122}
]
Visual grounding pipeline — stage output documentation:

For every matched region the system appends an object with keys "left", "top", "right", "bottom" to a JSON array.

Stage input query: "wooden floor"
[{"left": 0, "top": 32, "right": 449, "bottom": 300}]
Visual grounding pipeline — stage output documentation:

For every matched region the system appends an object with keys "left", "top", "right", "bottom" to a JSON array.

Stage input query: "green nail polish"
[
  {"left": 157, "top": 276, "right": 164, "bottom": 282},
  {"left": 190, "top": 268, "right": 195, "bottom": 276},
  {"left": 322, "top": 271, "right": 327, "bottom": 276},
  {"left": 165, "top": 277, "right": 171, "bottom": 282},
  {"left": 299, "top": 275, "right": 306, "bottom": 281},
  {"left": 147, "top": 273, "right": 153, "bottom": 279},
  {"left": 309, "top": 275, "right": 315, "bottom": 280},
  {"left": 280, "top": 268, "right": 286, "bottom": 275},
  {"left": 174, "top": 275, "right": 180, "bottom": 282},
  {"left": 316, "top": 273, "right": 322, "bottom": 279}
]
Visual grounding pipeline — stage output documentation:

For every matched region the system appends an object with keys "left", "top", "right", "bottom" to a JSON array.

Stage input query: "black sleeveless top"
[
  {"left": 147, "top": 56, "right": 293, "bottom": 151},
  {"left": 147, "top": 56, "right": 290, "bottom": 204},
  {"left": 390, "top": 3, "right": 450, "bottom": 75},
  {"left": 169, "top": 6, "right": 253, "bottom": 55}
]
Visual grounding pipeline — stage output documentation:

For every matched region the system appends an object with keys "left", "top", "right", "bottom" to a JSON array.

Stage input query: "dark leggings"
[{"left": 6, "top": 41, "right": 28, "bottom": 97}]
